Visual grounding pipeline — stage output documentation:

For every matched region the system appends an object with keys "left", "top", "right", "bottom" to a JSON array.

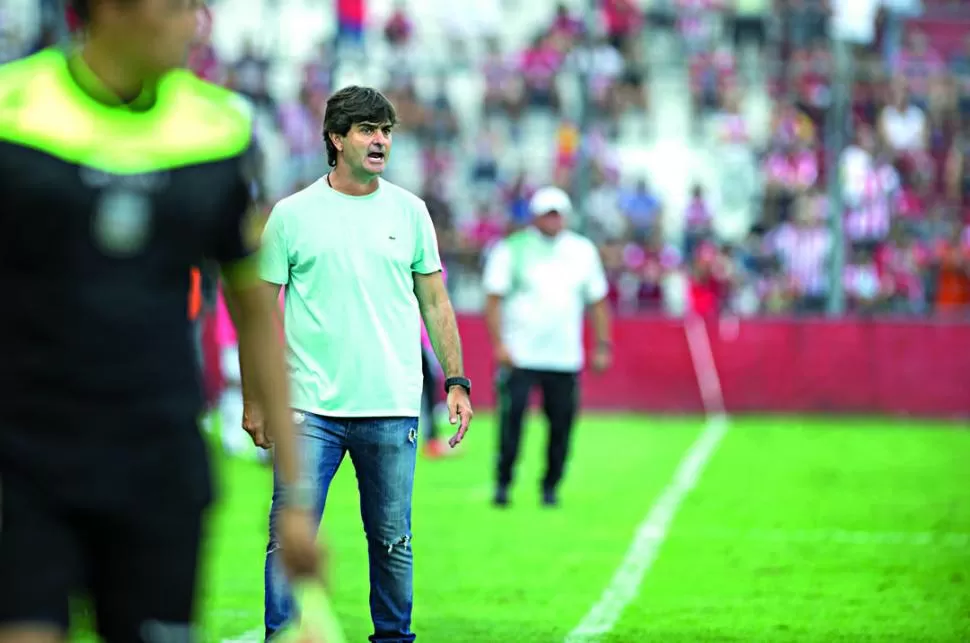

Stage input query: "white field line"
[
  {"left": 564, "top": 316, "right": 729, "bottom": 643},
  {"left": 563, "top": 414, "right": 729, "bottom": 643}
]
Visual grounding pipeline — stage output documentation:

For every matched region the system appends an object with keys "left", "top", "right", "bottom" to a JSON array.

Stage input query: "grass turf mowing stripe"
[{"left": 607, "top": 419, "right": 970, "bottom": 642}]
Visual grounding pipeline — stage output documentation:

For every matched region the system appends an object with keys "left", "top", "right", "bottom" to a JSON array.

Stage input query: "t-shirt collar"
[{"left": 65, "top": 47, "right": 158, "bottom": 111}]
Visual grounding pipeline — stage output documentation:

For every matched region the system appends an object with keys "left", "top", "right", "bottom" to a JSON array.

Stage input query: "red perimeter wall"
[{"left": 456, "top": 315, "right": 970, "bottom": 419}]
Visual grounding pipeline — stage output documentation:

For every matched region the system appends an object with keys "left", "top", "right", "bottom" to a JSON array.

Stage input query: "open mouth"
[{"left": 367, "top": 151, "right": 385, "bottom": 161}]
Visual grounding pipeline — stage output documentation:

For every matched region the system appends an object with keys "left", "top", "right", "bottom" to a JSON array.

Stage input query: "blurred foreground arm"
[
  {"left": 223, "top": 281, "right": 281, "bottom": 449},
  {"left": 223, "top": 272, "right": 319, "bottom": 579}
]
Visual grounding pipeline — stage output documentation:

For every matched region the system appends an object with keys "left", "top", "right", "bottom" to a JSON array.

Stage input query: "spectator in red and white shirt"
[
  {"left": 763, "top": 140, "right": 819, "bottom": 223},
  {"left": 770, "top": 192, "right": 832, "bottom": 313},
  {"left": 841, "top": 125, "right": 900, "bottom": 247}
]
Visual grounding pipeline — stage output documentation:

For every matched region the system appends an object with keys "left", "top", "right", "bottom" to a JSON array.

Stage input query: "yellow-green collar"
[{"left": 65, "top": 47, "right": 158, "bottom": 112}]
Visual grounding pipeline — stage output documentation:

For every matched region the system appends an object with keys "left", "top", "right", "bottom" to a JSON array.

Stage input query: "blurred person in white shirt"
[
  {"left": 482, "top": 187, "right": 612, "bottom": 508},
  {"left": 880, "top": 78, "right": 929, "bottom": 154}
]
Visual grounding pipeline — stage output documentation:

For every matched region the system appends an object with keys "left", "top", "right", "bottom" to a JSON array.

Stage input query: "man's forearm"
[
  {"left": 423, "top": 300, "right": 465, "bottom": 378},
  {"left": 484, "top": 294, "right": 503, "bottom": 348},
  {"left": 590, "top": 299, "right": 611, "bottom": 347},
  {"left": 222, "top": 288, "right": 258, "bottom": 404}
]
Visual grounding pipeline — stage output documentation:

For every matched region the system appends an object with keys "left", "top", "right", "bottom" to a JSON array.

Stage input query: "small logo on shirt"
[
  {"left": 388, "top": 235, "right": 397, "bottom": 240},
  {"left": 92, "top": 188, "right": 153, "bottom": 257}
]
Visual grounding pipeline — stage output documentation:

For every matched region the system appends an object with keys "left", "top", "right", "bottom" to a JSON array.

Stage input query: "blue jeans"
[{"left": 264, "top": 412, "right": 419, "bottom": 642}]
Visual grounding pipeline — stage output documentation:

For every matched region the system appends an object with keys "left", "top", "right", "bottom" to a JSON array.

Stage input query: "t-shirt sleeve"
[
  {"left": 210, "top": 144, "right": 263, "bottom": 288},
  {"left": 583, "top": 242, "right": 609, "bottom": 304},
  {"left": 258, "top": 203, "right": 290, "bottom": 286},
  {"left": 482, "top": 241, "right": 513, "bottom": 296},
  {"left": 411, "top": 202, "right": 443, "bottom": 274}
]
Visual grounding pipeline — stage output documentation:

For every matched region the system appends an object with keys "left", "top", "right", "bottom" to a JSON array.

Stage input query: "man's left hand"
[
  {"left": 592, "top": 346, "right": 612, "bottom": 372},
  {"left": 446, "top": 386, "right": 473, "bottom": 448}
]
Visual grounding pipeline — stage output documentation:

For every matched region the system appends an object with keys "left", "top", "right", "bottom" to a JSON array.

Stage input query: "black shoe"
[
  {"left": 494, "top": 486, "right": 510, "bottom": 507},
  {"left": 542, "top": 488, "right": 558, "bottom": 507}
]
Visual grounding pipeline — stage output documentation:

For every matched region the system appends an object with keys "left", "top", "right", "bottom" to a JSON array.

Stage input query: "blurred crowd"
[
  {"left": 687, "top": 0, "right": 970, "bottom": 319},
  {"left": 3, "top": 0, "right": 970, "bottom": 318}
]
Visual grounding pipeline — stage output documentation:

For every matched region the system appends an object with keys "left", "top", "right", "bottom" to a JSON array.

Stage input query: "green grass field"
[
  {"left": 72, "top": 413, "right": 970, "bottom": 642},
  {"left": 179, "top": 413, "right": 970, "bottom": 643}
]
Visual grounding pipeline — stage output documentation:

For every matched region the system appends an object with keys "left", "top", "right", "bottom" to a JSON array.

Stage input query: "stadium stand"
[{"left": 5, "top": 0, "right": 969, "bottom": 319}]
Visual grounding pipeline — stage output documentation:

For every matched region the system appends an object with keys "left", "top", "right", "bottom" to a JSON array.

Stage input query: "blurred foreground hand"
[{"left": 274, "top": 578, "right": 348, "bottom": 643}]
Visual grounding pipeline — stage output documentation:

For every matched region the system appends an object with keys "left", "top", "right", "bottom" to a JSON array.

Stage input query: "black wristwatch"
[{"left": 444, "top": 376, "right": 472, "bottom": 396}]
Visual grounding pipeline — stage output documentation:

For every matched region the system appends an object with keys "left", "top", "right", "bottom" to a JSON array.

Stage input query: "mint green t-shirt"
[{"left": 259, "top": 177, "right": 442, "bottom": 417}]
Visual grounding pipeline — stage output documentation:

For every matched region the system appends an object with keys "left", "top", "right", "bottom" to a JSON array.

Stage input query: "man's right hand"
[
  {"left": 494, "top": 344, "right": 514, "bottom": 368},
  {"left": 243, "top": 400, "right": 272, "bottom": 449}
]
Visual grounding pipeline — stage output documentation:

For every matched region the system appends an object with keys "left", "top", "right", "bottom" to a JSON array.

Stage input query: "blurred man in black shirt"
[{"left": 0, "top": 1, "right": 319, "bottom": 641}]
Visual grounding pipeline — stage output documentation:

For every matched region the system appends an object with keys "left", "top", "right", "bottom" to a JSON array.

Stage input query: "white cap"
[{"left": 529, "top": 186, "right": 572, "bottom": 217}]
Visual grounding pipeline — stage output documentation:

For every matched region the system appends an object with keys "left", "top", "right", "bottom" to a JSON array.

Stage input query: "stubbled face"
[
  {"left": 534, "top": 210, "right": 564, "bottom": 237},
  {"left": 334, "top": 121, "right": 394, "bottom": 178}
]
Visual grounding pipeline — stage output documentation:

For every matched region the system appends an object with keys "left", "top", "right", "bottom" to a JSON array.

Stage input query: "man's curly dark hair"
[{"left": 322, "top": 86, "right": 398, "bottom": 168}]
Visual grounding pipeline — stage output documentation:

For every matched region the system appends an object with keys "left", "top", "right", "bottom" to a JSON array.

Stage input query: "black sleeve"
[{"left": 208, "top": 143, "right": 262, "bottom": 265}]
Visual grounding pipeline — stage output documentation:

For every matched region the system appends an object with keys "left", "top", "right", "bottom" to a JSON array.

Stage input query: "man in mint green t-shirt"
[{"left": 241, "top": 85, "right": 474, "bottom": 643}]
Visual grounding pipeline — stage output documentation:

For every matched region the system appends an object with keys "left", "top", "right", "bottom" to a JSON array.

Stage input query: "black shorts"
[
  {"left": 0, "top": 414, "right": 210, "bottom": 643},
  {"left": 0, "top": 470, "right": 205, "bottom": 641}
]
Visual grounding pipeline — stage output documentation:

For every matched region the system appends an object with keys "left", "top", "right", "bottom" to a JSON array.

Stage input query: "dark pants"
[{"left": 496, "top": 367, "right": 579, "bottom": 492}]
